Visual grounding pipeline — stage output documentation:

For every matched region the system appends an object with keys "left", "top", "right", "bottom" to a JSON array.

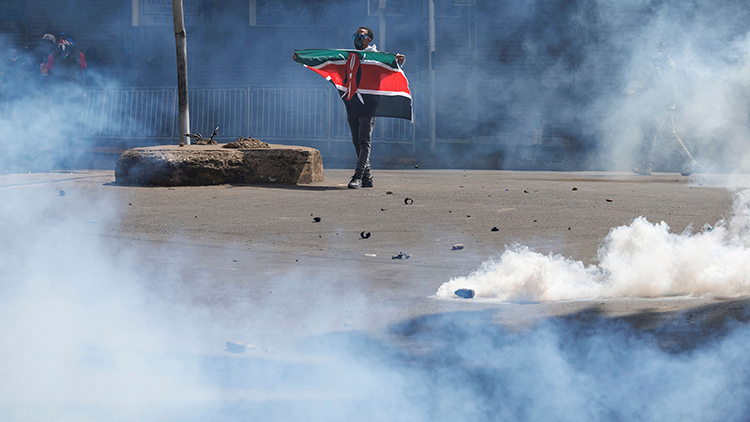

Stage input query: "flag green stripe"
[{"left": 293, "top": 49, "right": 399, "bottom": 70}]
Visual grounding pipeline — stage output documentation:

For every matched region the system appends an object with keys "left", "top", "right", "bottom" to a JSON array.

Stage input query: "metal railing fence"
[
  {"left": 73, "top": 85, "right": 413, "bottom": 145},
  {"left": 81, "top": 88, "right": 177, "bottom": 138},
  {"left": 249, "top": 87, "right": 330, "bottom": 140},
  {"left": 189, "top": 87, "right": 248, "bottom": 139}
]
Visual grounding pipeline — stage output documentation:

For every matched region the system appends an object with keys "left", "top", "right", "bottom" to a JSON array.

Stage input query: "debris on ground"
[
  {"left": 392, "top": 252, "right": 410, "bottom": 259},
  {"left": 364, "top": 254, "right": 377, "bottom": 257},
  {"left": 524, "top": 189, "right": 529, "bottom": 193},
  {"left": 360, "top": 231, "right": 371, "bottom": 239},
  {"left": 451, "top": 244, "right": 464, "bottom": 250},
  {"left": 225, "top": 341, "right": 254, "bottom": 353},
  {"left": 223, "top": 136, "right": 270, "bottom": 149},
  {"left": 605, "top": 198, "right": 613, "bottom": 202},
  {"left": 404, "top": 198, "right": 414, "bottom": 205},
  {"left": 491, "top": 227, "right": 499, "bottom": 232},
  {"left": 386, "top": 191, "right": 394, "bottom": 195},
  {"left": 186, "top": 127, "right": 219, "bottom": 145},
  {"left": 454, "top": 288, "right": 475, "bottom": 299},
  {"left": 313, "top": 217, "right": 321, "bottom": 222},
  {"left": 572, "top": 187, "right": 578, "bottom": 191},
  {"left": 58, "top": 190, "right": 65, "bottom": 196}
]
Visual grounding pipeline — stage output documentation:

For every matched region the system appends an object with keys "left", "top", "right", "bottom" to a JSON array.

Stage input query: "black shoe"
[
  {"left": 348, "top": 177, "right": 362, "bottom": 189},
  {"left": 362, "top": 176, "right": 373, "bottom": 188}
]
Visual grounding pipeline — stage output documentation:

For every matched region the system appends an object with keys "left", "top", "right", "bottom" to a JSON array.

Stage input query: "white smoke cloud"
[
  {"left": 0, "top": 183, "right": 218, "bottom": 416},
  {"left": 437, "top": 188, "right": 750, "bottom": 301}
]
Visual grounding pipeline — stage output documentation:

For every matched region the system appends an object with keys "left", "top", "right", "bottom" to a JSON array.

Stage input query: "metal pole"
[
  {"left": 173, "top": 0, "right": 190, "bottom": 145},
  {"left": 378, "top": 0, "right": 386, "bottom": 52},
  {"left": 428, "top": 0, "right": 436, "bottom": 152},
  {"left": 132, "top": 0, "right": 139, "bottom": 26}
]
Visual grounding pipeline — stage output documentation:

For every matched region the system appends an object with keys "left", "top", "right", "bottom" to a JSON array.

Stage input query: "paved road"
[
  {"left": 4, "top": 169, "right": 739, "bottom": 330},
  {"left": 1, "top": 169, "right": 748, "bottom": 419}
]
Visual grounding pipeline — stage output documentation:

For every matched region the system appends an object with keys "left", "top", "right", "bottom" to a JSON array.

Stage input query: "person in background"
[
  {"left": 627, "top": 41, "right": 700, "bottom": 176},
  {"left": 0, "top": 46, "right": 33, "bottom": 88},
  {"left": 42, "top": 33, "right": 88, "bottom": 168},
  {"left": 38, "top": 34, "right": 57, "bottom": 80},
  {"left": 44, "top": 33, "right": 87, "bottom": 88},
  {"left": 346, "top": 26, "right": 405, "bottom": 189}
]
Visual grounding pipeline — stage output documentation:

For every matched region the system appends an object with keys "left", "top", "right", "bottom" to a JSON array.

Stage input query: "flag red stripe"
[{"left": 308, "top": 63, "right": 411, "bottom": 95}]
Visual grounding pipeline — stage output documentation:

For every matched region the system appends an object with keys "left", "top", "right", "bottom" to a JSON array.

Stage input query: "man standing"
[
  {"left": 346, "top": 26, "right": 405, "bottom": 189},
  {"left": 628, "top": 41, "right": 700, "bottom": 176}
]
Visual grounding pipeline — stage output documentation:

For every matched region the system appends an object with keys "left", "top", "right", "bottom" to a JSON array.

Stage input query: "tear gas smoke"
[
  {"left": 5, "top": 1, "right": 750, "bottom": 171},
  {"left": 437, "top": 189, "right": 750, "bottom": 301},
  {"left": 4, "top": 177, "right": 750, "bottom": 420},
  {"left": 4, "top": 2, "right": 750, "bottom": 420},
  {"left": 0, "top": 33, "right": 120, "bottom": 172}
]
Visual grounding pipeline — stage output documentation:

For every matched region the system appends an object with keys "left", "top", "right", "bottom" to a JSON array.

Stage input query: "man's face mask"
[{"left": 353, "top": 32, "right": 370, "bottom": 49}]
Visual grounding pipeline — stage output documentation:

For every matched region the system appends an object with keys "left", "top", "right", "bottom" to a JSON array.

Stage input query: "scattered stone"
[
  {"left": 454, "top": 288, "right": 475, "bottom": 299},
  {"left": 491, "top": 227, "right": 499, "bottom": 232},
  {"left": 605, "top": 198, "right": 613, "bottom": 202},
  {"left": 452, "top": 244, "right": 465, "bottom": 251},
  {"left": 524, "top": 189, "right": 529, "bottom": 193},
  {"left": 223, "top": 136, "right": 270, "bottom": 149},
  {"left": 360, "top": 231, "right": 371, "bottom": 239},
  {"left": 392, "top": 252, "right": 410, "bottom": 260},
  {"left": 386, "top": 191, "right": 394, "bottom": 195},
  {"left": 572, "top": 187, "right": 578, "bottom": 191},
  {"left": 404, "top": 197, "right": 414, "bottom": 205},
  {"left": 225, "top": 341, "right": 254, "bottom": 353}
]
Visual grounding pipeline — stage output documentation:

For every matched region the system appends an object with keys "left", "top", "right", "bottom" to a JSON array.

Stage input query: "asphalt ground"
[
  {"left": 2, "top": 168, "right": 749, "bottom": 419},
  {"left": 3, "top": 169, "right": 742, "bottom": 335}
]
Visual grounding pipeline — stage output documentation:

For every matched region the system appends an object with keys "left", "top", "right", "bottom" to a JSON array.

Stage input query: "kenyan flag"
[{"left": 293, "top": 49, "right": 413, "bottom": 121}]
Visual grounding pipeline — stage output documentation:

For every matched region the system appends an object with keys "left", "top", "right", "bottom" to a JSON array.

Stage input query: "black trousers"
[{"left": 347, "top": 114, "right": 376, "bottom": 178}]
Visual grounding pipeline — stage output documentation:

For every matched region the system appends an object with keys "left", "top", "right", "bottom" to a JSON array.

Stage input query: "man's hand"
[{"left": 395, "top": 54, "right": 405, "bottom": 65}]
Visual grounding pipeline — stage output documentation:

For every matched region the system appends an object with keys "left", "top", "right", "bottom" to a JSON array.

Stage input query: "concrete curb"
[{"left": 114, "top": 144, "right": 324, "bottom": 186}]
